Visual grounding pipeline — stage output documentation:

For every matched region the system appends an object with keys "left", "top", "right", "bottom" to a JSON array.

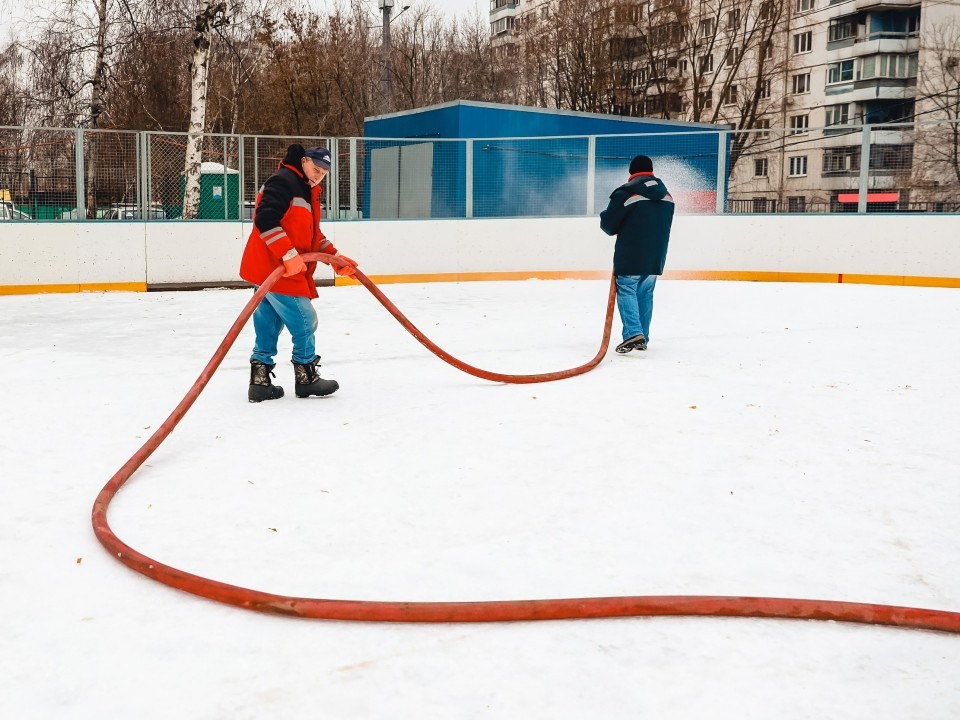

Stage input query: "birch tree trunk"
[
  {"left": 182, "top": 0, "right": 225, "bottom": 219},
  {"left": 84, "top": 0, "right": 110, "bottom": 218}
]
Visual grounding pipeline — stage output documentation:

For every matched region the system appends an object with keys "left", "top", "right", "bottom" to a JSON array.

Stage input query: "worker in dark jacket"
[
  {"left": 239, "top": 144, "right": 358, "bottom": 402},
  {"left": 599, "top": 155, "right": 675, "bottom": 354}
]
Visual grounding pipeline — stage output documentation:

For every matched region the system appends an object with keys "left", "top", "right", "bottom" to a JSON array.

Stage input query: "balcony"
[
  {"left": 849, "top": 35, "right": 919, "bottom": 57},
  {"left": 854, "top": 0, "right": 919, "bottom": 9},
  {"left": 825, "top": 79, "right": 916, "bottom": 102}
]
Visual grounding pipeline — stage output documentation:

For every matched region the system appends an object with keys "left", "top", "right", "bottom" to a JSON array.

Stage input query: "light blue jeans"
[
  {"left": 615, "top": 274, "right": 657, "bottom": 342},
  {"left": 250, "top": 290, "right": 318, "bottom": 365}
]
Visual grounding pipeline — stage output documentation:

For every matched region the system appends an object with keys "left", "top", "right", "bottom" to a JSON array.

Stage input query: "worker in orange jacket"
[{"left": 239, "top": 144, "right": 358, "bottom": 402}]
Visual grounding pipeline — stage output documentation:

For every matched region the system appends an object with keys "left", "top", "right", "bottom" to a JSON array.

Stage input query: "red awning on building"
[{"left": 837, "top": 192, "right": 900, "bottom": 203}]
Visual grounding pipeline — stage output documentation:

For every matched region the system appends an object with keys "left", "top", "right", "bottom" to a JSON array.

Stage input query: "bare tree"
[
  {"left": 0, "top": 42, "right": 28, "bottom": 126},
  {"left": 181, "top": 0, "right": 227, "bottom": 219},
  {"left": 442, "top": 10, "right": 513, "bottom": 104},
  {"left": 390, "top": 5, "right": 450, "bottom": 109},
  {"left": 103, "top": 27, "right": 191, "bottom": 130},
  {"left": 912, "top": 20, "right": 960, "bottom": 205},
  {"left": 16, "top": 0, "right": 147, "bottom": 215},
  {"left": 516, "top": 0, "right": 617, "bottom": 112}
]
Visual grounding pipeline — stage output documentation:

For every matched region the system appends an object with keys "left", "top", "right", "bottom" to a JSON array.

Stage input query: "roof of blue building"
[{"left": 364, "top": 100, "right": 727, "bottom": 139}]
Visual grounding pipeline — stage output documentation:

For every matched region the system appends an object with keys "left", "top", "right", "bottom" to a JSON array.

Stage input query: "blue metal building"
[{"left": 362, "top": 100, "right": 728, "bottom": 219}]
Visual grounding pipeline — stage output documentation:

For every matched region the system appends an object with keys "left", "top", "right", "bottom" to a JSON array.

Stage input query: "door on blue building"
[{"left": 370, "top": 142, "right": 433, "bottom": 218}]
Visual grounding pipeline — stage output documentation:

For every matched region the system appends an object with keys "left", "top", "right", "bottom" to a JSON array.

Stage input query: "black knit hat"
[
  {"left": 282, "top": 143, "right": 307, "bottom": 167},
  {"left": 629, "top": 155, "right": 653, "bottom": 174}
]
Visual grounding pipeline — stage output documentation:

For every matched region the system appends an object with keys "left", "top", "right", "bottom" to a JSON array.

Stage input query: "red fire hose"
[{"left": 92, "top": 253, "right": 960, "bottom": 632}]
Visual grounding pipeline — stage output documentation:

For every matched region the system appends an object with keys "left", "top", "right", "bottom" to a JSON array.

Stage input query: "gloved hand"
[
  {"left": 334, "top": 253, "right": 358, "bottom": 278},
  {"left": 282, "top": 251, "right": 307, "bottom": 277}
]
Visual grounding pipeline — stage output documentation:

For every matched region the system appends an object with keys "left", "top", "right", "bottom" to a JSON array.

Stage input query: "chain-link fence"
[{"left": 0, "top": 120, "right": 957, "bottom": 221}]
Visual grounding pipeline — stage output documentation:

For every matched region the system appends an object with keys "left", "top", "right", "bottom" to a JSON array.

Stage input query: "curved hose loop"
[
  {"left": 344, "top": 255, "right": 617, "bottom": 383},
  {"left": 91, "top": 254, "right": 960, "bottom": 633}
]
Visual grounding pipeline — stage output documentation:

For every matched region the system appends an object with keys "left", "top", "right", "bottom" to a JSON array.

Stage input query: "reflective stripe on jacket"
[{"left": 239, "top": 163, "right": 337, "bottom": 298}]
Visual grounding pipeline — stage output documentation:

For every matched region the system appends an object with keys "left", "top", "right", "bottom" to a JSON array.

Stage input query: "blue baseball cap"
[{"left": 304, "top": 147, "right": 332, "bottom": 170}]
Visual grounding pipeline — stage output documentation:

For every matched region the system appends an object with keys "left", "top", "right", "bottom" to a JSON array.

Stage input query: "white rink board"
[{"left": 0, "top": 215, "right": 958, "bottom": 289}]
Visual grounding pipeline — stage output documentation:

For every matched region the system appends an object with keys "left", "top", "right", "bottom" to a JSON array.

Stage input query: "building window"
[
  {"left": 756, "top": 118, "right": 771, "bottom": 137},
  {"left": 754, "top": 158, "right": 769, "bottom": 177},
  {"left": 828, "top": 18, "right": 856, "bottom": 43},
  {"left": 793, "top": 31, "right": 812, "bottom": 54},
  {"left": 758, "top": 79, "right": 772, "bottom": 99},
  {"left": 698, "top": 90, "right": 713, "bottom": 109},
  {"left": 699, "top": 54, "right": 714, "bottom": 73},
  {"left": 613, "top": 3, "right": 642, "bottom": 23},
  {"left": 789, "top": 156, "right": 808, "bottom": 177},
  {"left": 860, "top": 53, "right": 919, "bottom": 80},
  {"left": 727, "top": 10, "right": 740, "bottom": 30},
  {"left": 825, "top": 104, "right": 849, "bottom": 127},
  {"left": 700, "top": 17, "right": 714, "bottom": 38},
  {"left": 792, "top": 73, "right": 810, "bottom": 94},
  {"left": 788, "top": 196, "right": 806, "bottom": 212},
  {"left": 870, "top": 144, "right": 913, "bottom": 171},
  {"left": 761, "top": 41, "right": 774, "bottom": 60},
  {"left": 723, "top": 85, "right": 739, "bottom": 106},
  {"left": 796, "top": 0, "right": 814, "bottom": 12},
  {"left": 789, "top": 114, "right": 809, "bottom": 134},
  {"left": 724, "top": 47, "right": 739, "bottom": 68},
  {"left": 490, "top": 17, "right": 515, "bottom": 35},
  {"left": 650, "top": 21, "right": 683, "bottom": 46},
  {"left": 823, "top": 147, "right": 859, "bottom": 174},
  {"left": 827, "top": 60, "right": 854, "bottom": 84}
]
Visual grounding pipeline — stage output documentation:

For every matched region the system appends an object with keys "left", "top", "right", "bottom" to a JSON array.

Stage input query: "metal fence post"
[
  {"left": 253, "top": 136, "right": 259, "bottom": 200},
  {"left": 237, "top": 135, "right": 245, "bottom": 220},
  {"left": 586, "top": 135, "right": 596, "bottom": 216},
  {"left": 75, "top": 129, "right": 85, "bottom": 220},
  {"left": 349, "top": 137, "right": 357, "bottom": 220},
  {"left": 223, "top": 136, "right": 229, "bottom": 220},
  {"left": 857, "top": 124, "right": 871, "bottom": 214},
  {"left": 145, "top": 133, "right": 154, "bottom": 215},
  {"left": 716, "top": 130, "right": 728, "bottom": 214},
  {"left": 329, "top": 137, "right": 339, "bottom": 219},
  {"left": 465, "top": 139, "right": 473, "bottom": 219},
  {"left": 139, "top": 132, "right": 149, "bottom": 219}
]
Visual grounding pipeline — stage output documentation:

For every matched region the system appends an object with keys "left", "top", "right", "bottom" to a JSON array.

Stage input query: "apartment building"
[{"left": 490, "top": 0, "right": 960, "bottom": 211}]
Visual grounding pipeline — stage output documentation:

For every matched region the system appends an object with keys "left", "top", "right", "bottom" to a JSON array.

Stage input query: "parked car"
[
  {"left": 104, "top": 203, "right": 167, "bottom": 220},
  {"left": 0, "top": 201, "right": 32, "bottom": 220}
]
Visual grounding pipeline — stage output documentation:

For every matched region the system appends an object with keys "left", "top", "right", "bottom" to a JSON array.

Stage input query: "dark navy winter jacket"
[{"left": 599, "top": 172, "right": 675, "bottom": 276}]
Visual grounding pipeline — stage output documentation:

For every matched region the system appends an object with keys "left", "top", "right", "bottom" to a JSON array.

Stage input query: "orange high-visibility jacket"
[{"left": 239, "top": 161, "right": 338, "bottom": 298}]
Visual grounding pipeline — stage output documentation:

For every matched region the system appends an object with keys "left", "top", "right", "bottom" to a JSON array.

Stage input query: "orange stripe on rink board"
[
  {"left": 338, "top": 270, "right": 960, "bottom": 289},
  {"left": 841, "top": 274, "right": 960, "bottom": 289},
  {"left": 663, "top": 271, "right": 960, "bottom": 288},
  {"left": 0, "top": 282, "right": 148, "bottom": 295},
  {"left": 663, "top": 270, "right": 840, "bottom": 283},
  {"left": 335, "top": 270, "right": 611, "bottom": 286}
]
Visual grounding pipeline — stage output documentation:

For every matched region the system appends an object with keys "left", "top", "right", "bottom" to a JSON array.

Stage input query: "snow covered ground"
[{"left": 1, "top": 278, "right": 959, "bottom": 719}]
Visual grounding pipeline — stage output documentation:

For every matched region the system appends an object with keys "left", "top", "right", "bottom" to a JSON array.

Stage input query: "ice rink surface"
[{"left": 1, "top": 278, "right": 959, "bottom": 718}]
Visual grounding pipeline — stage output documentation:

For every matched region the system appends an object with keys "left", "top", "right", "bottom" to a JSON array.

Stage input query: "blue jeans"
[
  {"left": 615, "top": 274, "right": 657, "bottom": 342},
  {"left": 250, "top": 291, "right": 318, "bottom": 365}
]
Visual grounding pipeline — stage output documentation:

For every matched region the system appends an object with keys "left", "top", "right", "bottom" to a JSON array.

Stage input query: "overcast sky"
[{"left": 0, "top": 0, "right": 490, "bottom": 43}]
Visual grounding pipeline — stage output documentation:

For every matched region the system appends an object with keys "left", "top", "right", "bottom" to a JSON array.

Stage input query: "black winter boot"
[
  {"left": 293, "top": 357, "right": 339, "bottom": 398},
  {"left": 248, "top": 360, "right": 284, "bottom": 403}
]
